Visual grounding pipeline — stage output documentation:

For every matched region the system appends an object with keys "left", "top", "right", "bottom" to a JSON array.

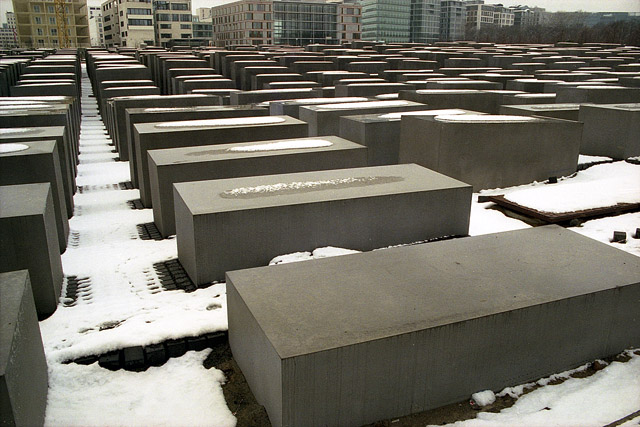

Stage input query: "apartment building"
[
  {"left": 101, "top": 0, "right": 154, "bottom": 47},
  {"left": 440, "top": 0, "right": 465, "bottom": 41},
  {"left": 511, "top": 5, "right": 548, "bottom": 27},
  {"left": 192, "top": 15, "right": 212, "bottom": 39},
  {"left": 154, "top": 0, "right": 192, "bottom": 46},
  {"left": 1, "top": 12, "right": 18, "bottom": 48},
  {"left": 88, "top": 5, "right": 104, "bottom": 46},
  {"left": 11, "top": 0, "right": 90, "bottom": 48},
  {"left": 211, "top": 0, "right": 360, "bottom": 47}
]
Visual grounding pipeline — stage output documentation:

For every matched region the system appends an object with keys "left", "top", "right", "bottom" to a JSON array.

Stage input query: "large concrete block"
[
  {"left": 555, "top": 85, "right": 640, "bottom": 103},
  {"left": 149, "top": 136, "right": 368, "bottom": 237},
  {"left": 0, "top": 140, "right": 69, "bottom": 253},
  {"left": 339, "top": 109, "right": 481, "bottom": 166},
  {"left": 124, "top": 104, "right": 269, "bottom": 186},
  {"left": 299, "top": 100, "right": 429, "bottom": 136},
  {"left": 334, "top": 83, "right": 415, "bottom": 98},
  {"left": 230, "top": 88, "right": 323, "bottom": 105},
  {"left": 269, "top": 97, "right": 368, "bottom": 119},
  {"left": 499, "top": 103, "right": 581, "bottom": 121},
  {"left": 227, "top": 225, "right": 640, "bottom": 427},
  {"left": 0, "top": 183, "right": 62, "bottom": 319},
  {"left": 579, "top": 103, "right": 640, "bottom": 159},
  {"left": 175, "top": 164, "right": 471, "bottom": 284},
  {"left": 0, "top": 126, "right": 75, "bottom": 206},
  {"left": 134, "top": 115, "right": 308, "bottom": 207},
  {"left": 0, "top": 270, "right": 48, "bottom": 427},
  {"left": 399, "top": 114, "right": 581, "bottom": 191},
  {"left": 399, "top": 89, "right": 499, "bottom": 113}
]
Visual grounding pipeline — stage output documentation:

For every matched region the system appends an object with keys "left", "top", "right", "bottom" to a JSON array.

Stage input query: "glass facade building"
[
  {"left": 439, "top": 0, "right": 465, "bottom": 41},
  {"left": 361, "top": 0, "right": 411, "bottom": 42},
  {"left": 410, "top": 0, "right": 440, "bottom": 43},
  {"left": 273, "top": 1, "right": 338, "bottom": 46}
]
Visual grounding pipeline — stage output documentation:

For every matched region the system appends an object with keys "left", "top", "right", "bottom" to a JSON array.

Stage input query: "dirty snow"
[
  {"left": 227, "top": 138, "right": 332, "bottom": 152},
  {"left": 471, "top": 390, "right": 496, "bottom": 407}
]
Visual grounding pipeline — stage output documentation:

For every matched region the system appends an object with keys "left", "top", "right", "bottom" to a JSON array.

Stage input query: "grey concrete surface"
[
  {"left": 0, "top": 270, "right": 48, "bottom": 427},
  {"left": 230, "top": 88, "right": 323, "bottom": 105},
  {"left": 175, "top": 163, "right": 471, "bottom": 284},
  {"left": 398, "top": 114, "right": 582, "bottom": 190},
  {"left": 134, "top": 115, "right": 308, "bottom": 207},
  {"left": 149, "top": 136, "right": 367, "bottom": 237},
  {"left": 339, "top": 109, "right": 480, "bottom": 166},
  {"left": 399, "top": 89, "right": 499, "bottom": 113},
  {"left": 226, "top": 225, "right": 640, "bottom": 427},
  {"left": 299, "top": 100, "right": 428, "bottom": 136},
  {"left": 269, "top": 97, "right": 369, "bottom": 119},
  {"left": 499, "top": 103, "right": 582, "bottom": 121},
  {"left": 555, "top": 86, "right": 640, "bottom": 103},
  {"left": 0, "top": 140, "right": 69, "bottom": 253},
  {"left": 0, "top": 183, "right": 62, "bottom": 319},
  {"left": 579, "top": 103, "right": 640, "bottom": 159},
  {"left": 124, "top": 104, "right": 269, "bottom": 186}
]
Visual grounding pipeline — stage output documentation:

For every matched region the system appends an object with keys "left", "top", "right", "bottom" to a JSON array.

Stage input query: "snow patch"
[
  {"left": 379, "top": 109, "right": 468, "bottom": 119},
  {"left": 315, "top": 100, "right": 410, "bottom": 109},
  {"left": 0, "top": 128, "right": 41, "bottom": 135},
  {"left": 0, "top": 143, "right": 30, "bottom": 153},
  {"left": 472, "top": 390, "right": 496, "bottom": 407},
  {"left": 227, "top": 139, "right": 332, "bottom": 152},
  {"left": 155, "top": 116, "right": 285, "bottom": 128},
  {"left": 435, "top": 114, "right": 540, "bottom": 123},
  {"left": 269, "top": 246, "right": 361, "bottom": 265}
]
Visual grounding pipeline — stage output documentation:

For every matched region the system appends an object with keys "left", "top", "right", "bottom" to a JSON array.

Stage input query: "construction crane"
[{"left": 54, "top": 0, "right": 70, "bottom": 48}]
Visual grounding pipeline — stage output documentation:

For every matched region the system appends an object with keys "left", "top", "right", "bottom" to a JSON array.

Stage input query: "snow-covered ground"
[{"left": 40, "top": 66, "right": 639, "bottom": 426}]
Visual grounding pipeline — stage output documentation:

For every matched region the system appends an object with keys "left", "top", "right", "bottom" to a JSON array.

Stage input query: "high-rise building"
[
  {"left": 361, "top": 0, "right": 411, "bottom": 42},
  {"left": 410, "top": 0, "right": 440, "bottom": 43},
  {"left": 0, "top": 12, "right": 18, "bottom": 48},
  {"left": 154, "top": 0, "right": 193, "bottom": 46},
  {"left": 101, "top": 0, "right": 155, "bottom": 47},
  {"left": 440, "top": 0, "right": 465, "bottom": 41},
  {"left": 11, "top": 0, "right": 90, "bottom": 48},
  {"left": 88, "top": 5, "right": 104, "bottom": 46},
  {"left": 211, "top": 0, "right": 361, "bottom": 47}
]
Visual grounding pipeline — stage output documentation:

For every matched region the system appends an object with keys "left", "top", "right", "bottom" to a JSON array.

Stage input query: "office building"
[
  {"left": 410, "top": 0, "right": 440, "bottom": 43},
  {"left": 440, "top": 0, "right": 465, "bottom": 41},
  {"left": 361, "top": 0, "right": 411, "bottom": 42},
  {"left": 101, "top": 0, "right": 154, "bottom": 47},
  {"left": 154, "top": 0, "right": 193, "bottom": 46}
]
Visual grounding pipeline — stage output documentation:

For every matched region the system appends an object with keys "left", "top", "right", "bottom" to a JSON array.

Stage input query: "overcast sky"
[{"left": 1, "top": 0, "right": 639, "bottom": 23}]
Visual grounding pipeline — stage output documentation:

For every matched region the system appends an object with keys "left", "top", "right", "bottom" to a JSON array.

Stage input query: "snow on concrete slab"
[
  {"left": 502, "top": 162, "right": 640, "bottom": 213},
  {"left": 435, "top": 114, "right": 541, "bottom": 123},
  {"left": 44, "top": 350, "right": 236, "bottom": 427},
  {"left": 227, "top": 139, "right": 332, "bottom": 152},
  {"left": 315, "top": 100, "right": 411, "bottom": 109},
  {"left": 154, "top": 116, "right": 285, "bottom": 128},
  {"left": 379, "top": 109, "right": 469, "bottom": 119},
  {"left": 0, "top": 143, "right": 30, "bottom": 153}
]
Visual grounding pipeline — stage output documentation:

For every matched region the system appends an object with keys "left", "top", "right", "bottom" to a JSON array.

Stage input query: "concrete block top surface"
[
  {"left": 303, "top": 99, "right": 424, "bottom": 112},
  {"left": 581, "top": 102, "right": 640, "bottom": 111},
  {"left": 136, "top": 115, "right": 304, "bottom": 135},
  {"left": 0, "top": 182, "right": 50, "bottom": 217},
  {"left": 0, "top": 139, "right": 55, "bottom": 157},
  {"left": 227, "top": 225, "right": 640, "bottom": 359},
  {"left": 131, "top": 105, "right": 265, "bottom": 114},
  {"left": 506, "top": 103, "right": 582, "bottom": 112},
  {"left": 0, "top": 126, "right": 65, "bottom": 141},
  {"left": 0, "top": 270, "right": 31, "bottom": 374},
  {"left": 350, "top": 108, "right": 479, "bottom": 123},
  {"left": 175, "top": 163, "right": 470, "bottom": 214},
  {"left": 149, "top": 135, "right": 364, "bottom": 166}
]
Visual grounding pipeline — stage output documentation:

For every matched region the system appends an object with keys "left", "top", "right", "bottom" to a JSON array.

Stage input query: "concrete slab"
[
  {"left": 399, "top": 89, "right": 499, "bottom": 113},
  {"left": 0, "top": 183, "right": 62, "bottom": 319},
  {"left": 230, "top": 88, "right": 323, "bottom": 105},
  {"left": 227, "top": 225, "right": 640, "bottom": 427},
  {"left": 149, "top": 136, "right": 368, "bottom": 237},
  {"left": 0, "top": 140, "right": 69, "bottom": 252},
  {"left": 0, "top": 270, "right": 48, "bottom": 427},
  {"left": 555, "top": 85, "right": 640, "bottom": 103},
  {"left": 269, "top": 97, "right": 369, "bottom": 119},
  {"left": 299, "top": 100, "right": 429, "bottom": 136},
  {"left": 124, "top": 104, "right": 269, "bottom": 186},
  {"left": 339, "top": 109, "right": 481, "bottom": 166},
  {"left": 399, "top": 114, "right": 582, "bottom": 191},
  {"left": 579, "top": 103, "right": 640, "bottom": 159},
  {"left": 175, "top": 163, "right": 471, "bottom": 284},
  {"left": 134, "top": 115, "right": 308, "bottom": 207},
  {"left": 499, "top": 103, "right": 582, "bottom": 121}
]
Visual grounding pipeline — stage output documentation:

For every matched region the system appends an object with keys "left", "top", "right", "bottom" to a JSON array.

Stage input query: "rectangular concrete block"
[
  {"left": 555, "top": 85, "right": 640, "bottom": 103},
  {"left": 0, "top": 270, "right": 49, "bottom": 427},
  {"left": 499, "top": 103, "right": 581, "bottom": 121},
  {"left": 149, "top": 136, "right": 368, "bottom": 237},
  {"left": 134, "top": 115, "right": 308, "bottom": 207},
  {"left": 399, "top": 114, "right": 582, "bottom": 191},
  {"left": 399, "top": 89, "right": 500, "bottom": 113},
  {"left": 268, "top": 97, "right": 368, "bottom": 119},
  {"left": 124, "top": 104, "right": 269, "bottom": 186},
  {"left": 0, "top": 183, "right": 62, "bottom": 319},
  {"left": 339, "top": 109, "right": 481, "bottom": 166},
  {"left": 0, "top": 140, "right": 69, "bottom": 253},
  {"left": 226, "top": 225, "right": 640, "bottom": 427},
  {"left": 578, "top": 103, "right": 640, "bottom": 159},
  {"left": 299, "top": 100, "right": 429, "bottom": 136},
  {"left": 0, "top": 126, "right": 75, "bottom": 208},
  {"left": 230, "top": 88, "right": 323, "bottom": 105},
  {"left": 175, "top": 164, "right": 471, "bottom": 285}
]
